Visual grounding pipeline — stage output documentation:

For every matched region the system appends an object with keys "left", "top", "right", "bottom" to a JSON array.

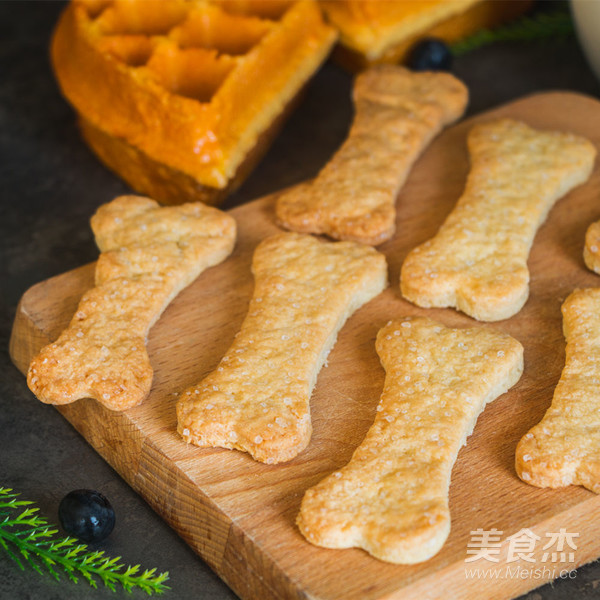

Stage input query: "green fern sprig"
[
  {"left": 451, "top": 7, "right": 575, "bottom": 56},
  {"left": 0, "top": 487, "right": 169, "bottom": 594}
]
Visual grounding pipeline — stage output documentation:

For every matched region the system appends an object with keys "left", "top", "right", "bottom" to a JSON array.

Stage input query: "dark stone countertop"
[{"left": 2, "top": 2, "right": 600, "bottom": 599}]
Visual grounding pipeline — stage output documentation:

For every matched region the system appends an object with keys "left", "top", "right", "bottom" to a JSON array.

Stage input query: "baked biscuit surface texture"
[
  {"left": 401, "top": 119, "right": 596, "bottom": 321},
  {"left": 275, "top": 65, "right": 468, "bottom": 246},
  {"left": 584, "top": 220, "right": 600, "bottom": 274},
  {"left": 516, "top": 288, "right": 600, "bottom": 493},
  {"left": 177, "top": 232, "right": 388, "bottom": 464},
  {"left": 27, "top": 195, "right": 236, "bottom": 411},
  {"left": 297, "top": 317, "right": 524, "bottom": 564}
]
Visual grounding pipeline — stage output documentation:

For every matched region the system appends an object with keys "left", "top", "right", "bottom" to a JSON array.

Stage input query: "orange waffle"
[
  {"left": 51, "top": 0, "right": 337, "bottom": 205},
  {"left": 320, "top": 0, "right": 533, "bottom": 70}
]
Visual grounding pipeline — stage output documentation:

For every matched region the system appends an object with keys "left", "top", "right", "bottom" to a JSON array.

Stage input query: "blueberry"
[
  {"left": 58, "top": 489, "right": 115, "bottom": 543},
  {"left": 406, "top": 38, "right": 453, "bottom": 72}
]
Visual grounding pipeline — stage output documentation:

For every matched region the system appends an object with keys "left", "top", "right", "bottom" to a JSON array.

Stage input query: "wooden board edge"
[
  {"left": 10, "top": 90, "right": 600, "bottom": 600},
  {"left": 9, "top": 83, "right": 600, "bottom": 356},
  {"left": 9, "top": 262, "right": 96, "bottom": 374},
  {"left": 461, "top": 90, "right": 600, "bottom": 127},
  {"left": 387, "top": 494, "right": 600, "bottom": 600},
  {"left": 9, "top": 293, "right": 52, "bottom": 375},
  {"left": 8, "top": 289, "right": 311, "bottom": 600},
  {"left": 54, "top": 404, "right": 313, "bottom": 600},
  {"left": 486, "top": 89, "right": 600, "bottom": 109}
]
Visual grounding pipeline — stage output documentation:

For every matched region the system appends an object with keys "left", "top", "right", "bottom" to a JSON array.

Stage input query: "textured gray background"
[{"left": 2, "top": 2, "right": 600, "bottom": 599}]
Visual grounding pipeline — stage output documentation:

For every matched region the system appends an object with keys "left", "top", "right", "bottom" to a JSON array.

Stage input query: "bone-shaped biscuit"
[
  {"left": 27, "top": 195, "right": 236, "bottom": 411},
  {"left": 177, "top": 232, "right": 388, "bottom": 464},
  {"left": 275, "top": 65, "right": 468, "bottom": 246},
  {"left": 584, "top": 220, "right": 600, "bottom": 275},
  {"left": 297, "top": 317, "right": 523, "bottom": 564},
  {"left": 401, "top": 119, "right": 596, "bottom": 321},
  {"left": 516, "top": 288, "right": 600, "bottom": 493}
]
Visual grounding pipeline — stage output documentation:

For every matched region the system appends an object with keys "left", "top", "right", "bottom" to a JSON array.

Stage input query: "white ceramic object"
[{"left": 571, "top": 0, "right": 600, "bottom": 80}]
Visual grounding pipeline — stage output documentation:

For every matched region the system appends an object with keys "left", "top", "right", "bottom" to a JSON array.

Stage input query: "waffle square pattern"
[{"left": 52, "top": 0, "right": 337, "bottom": 204}]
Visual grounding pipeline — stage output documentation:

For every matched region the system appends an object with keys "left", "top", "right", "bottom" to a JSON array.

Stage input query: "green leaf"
[
  {"left": 0, "top": 487, "right": 169, "bottom": 594},
  {"left": 451, "top": 7, "right": 575, "bottom": 56}
]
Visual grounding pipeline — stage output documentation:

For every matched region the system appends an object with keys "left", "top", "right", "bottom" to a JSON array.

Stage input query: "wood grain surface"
[{"left": 10, "top": 92, "right": 600, "bottom": 600}]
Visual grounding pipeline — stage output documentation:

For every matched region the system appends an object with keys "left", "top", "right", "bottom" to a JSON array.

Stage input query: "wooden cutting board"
[{"left": 10, "top": 92, "right": 600, "bottom": 600}]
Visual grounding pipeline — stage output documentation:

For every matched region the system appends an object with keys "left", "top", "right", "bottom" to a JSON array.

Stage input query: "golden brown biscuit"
[
  {"left": 275, "top": 66, "right": 468, "bottom": 246},
  {"left": 177, "top": 232, "right": 388, "bottom": 463},
  {"left": 298, "top": 316, "right": 524, "bottom": 563},
  {"left": 584, "top": 220, "right": 600, "bottom": 274},
  {"left": 516, "top": 288, "right": 600, "bottom": 493},
  {"left": 401, "top": 119, "right": 596, "bottom": 321},
  {"left": 27, "top": 195, "right": 236, "bottom": 411}
]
